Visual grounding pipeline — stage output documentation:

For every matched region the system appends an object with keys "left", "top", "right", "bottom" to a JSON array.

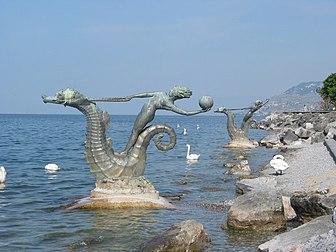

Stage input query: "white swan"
[
  {"left": 0, "top": 166, "right": 6, "bottom": 183},
  {"left": 270, "top": 155, "right": 289, "bottom": 175},
  {"left": 196, "top": 124, "right": 200, "bottom": 130},
  {"left": 186, "top": 144, "right": 200, "bottom": 160},
  {"left": 45, "top": 163, "right": 60, "bottom": 172},
  {"left": 183, "top": 128, "right": 188, "bottom": 135}
]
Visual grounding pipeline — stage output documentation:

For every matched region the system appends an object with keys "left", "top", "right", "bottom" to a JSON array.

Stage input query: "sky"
[{"left": 1, "top": 0, "right": 335, "bottom": 115}]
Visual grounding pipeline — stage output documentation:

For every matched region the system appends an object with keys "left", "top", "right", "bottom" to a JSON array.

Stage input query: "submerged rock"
[
  {"left": 67, "top": 236, "right": 104, "bottom": 249},
  {"left": 137, "top": 220, "right": 211, "bottom": 252},
  {"left": 225, "top": 160, "right": 251, "bottom": 176},
  {"left": 191, "top": 200, "right": 234, "bottom": 210}
]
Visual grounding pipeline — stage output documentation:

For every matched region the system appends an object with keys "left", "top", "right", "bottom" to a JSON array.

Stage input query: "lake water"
[{"left": 0, "top": 114, "right": 278, "bottom": 251}]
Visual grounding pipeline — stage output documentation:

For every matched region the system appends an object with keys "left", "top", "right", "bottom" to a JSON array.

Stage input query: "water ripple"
[{"left": 0, "top": 114, "right": 278, "bottom": 251}]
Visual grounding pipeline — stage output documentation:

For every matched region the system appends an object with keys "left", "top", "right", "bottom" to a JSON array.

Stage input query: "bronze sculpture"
[
  {"left": 42, "top": 87, "right": 212, "bottom": 208},
  {"left": 120, "top": 87, "right": 210, "bottom": 154},
  {"left": 215, "top": 99, "right": 269, "bottom": 148},
  {"left": 43, "top": 88, "right": 177, "bottom": 180}
]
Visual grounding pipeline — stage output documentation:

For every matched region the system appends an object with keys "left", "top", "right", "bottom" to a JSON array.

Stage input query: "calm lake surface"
[{"left": 0, "top": 114, "right": 278, "bottom": 251}]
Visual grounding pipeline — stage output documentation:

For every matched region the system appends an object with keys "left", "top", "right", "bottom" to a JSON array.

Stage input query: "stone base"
[
  {"left": 224, "top": 138, "right": 258, "bottom": 149},
  {"left": 67, "top": 176, "right": 174, "bottom": 209},
  {"left": 68, "top": 193, "right": 173, "bottom": 209},
  {"left": 224, "top": 140, "right": 257, "bottom": 149}
]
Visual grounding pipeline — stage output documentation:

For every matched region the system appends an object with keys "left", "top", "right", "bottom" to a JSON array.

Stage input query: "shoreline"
[
  {"left": 228, "top": 135, "right": 336, "bottom": 251},
  {"left": 261, "top": 141, "right": 336, "bottom": 196},
  {"left": 255, "top": 141, "right": 336, "bottom": 251}
]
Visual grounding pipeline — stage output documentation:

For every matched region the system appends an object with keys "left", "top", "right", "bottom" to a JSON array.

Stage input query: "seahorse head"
[{"left": 42, "top": 88, "right": 92, "bottom": 107}]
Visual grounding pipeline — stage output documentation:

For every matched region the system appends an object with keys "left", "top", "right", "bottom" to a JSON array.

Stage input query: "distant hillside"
[
  {"left": 258, "top": 81, "right": 323, "bottom": 115},
  {"left": 283, "top": 81, "right": 322, "bottom": 95}
]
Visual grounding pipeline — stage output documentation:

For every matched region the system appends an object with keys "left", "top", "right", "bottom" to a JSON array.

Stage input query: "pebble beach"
[{"left": 262, "top": 142, "right": 336, "bottom": 196}]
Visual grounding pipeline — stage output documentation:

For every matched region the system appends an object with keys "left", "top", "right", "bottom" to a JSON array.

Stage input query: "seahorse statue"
[
  {"left": 215, "top": 99, "right": 269, "bottom": 148},
  {"left": 42, "top": 88, "right": 176, "bottom": 182}
]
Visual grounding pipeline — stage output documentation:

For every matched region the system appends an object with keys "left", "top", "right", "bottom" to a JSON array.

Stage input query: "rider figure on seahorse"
[{"left": 42, "top": 87, "right": 209, "bottom": 181}]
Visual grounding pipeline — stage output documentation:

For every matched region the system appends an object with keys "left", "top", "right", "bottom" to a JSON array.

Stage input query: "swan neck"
[{"left": 186, "top": 145, "right": 190, "bottom": 157}]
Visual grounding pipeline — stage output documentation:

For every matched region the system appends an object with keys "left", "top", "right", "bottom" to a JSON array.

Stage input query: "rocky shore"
[
  {"left": 139, "top": 112, "right": 336, "bottom": 251},
  {"left": 253, "top": 111, "right": 336, "bottom": 147},
  {"left": 234, "top": 112, "right": 336, "bottom": 251},
  {"left": 255, "top": 142, "right": 336, "bottom": 251}
]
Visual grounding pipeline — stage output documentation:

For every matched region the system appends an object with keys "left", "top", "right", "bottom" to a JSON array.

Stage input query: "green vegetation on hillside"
[{"left": 318, "top": 73, "right": 336, "bottom": 110}]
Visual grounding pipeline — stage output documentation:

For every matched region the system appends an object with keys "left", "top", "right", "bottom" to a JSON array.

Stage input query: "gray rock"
[
  {"left": 310, "top": 132, "right": 325, "bottom": 143},
  {"left": 281, "top": 129, "right": 299, "bottom": 145},
  {"left": 290, "top": 192, "right": 336, "bottom": 223},
  {"left": 305, "top": 122, "right": 314, "bottom": 130},
  {"left": 224, "top": 162, "right": 236, "bottom": 168},
  {"left": 260, "top": 134, "right": 280, "bottom": 146},
  {"left": 137, "top": 220, "right": 211, "bottom": 252},
  {"left": 236, "top": 177, "right": 277, "bottom": 194},
  {"left": 258, "top": 215, "right": 335, "bottom": 252},
  {"left": 302, "top": 228, "right": 336, "bottom": 252},
  {"left": 294, "top": 127, "right": 313, "bottom": 139},
  {"left": 327, "top": 121, "right": 336, "bottom": 128},
  {"left": 282, "top": 196, "right": 297, "bottom": 221},
  {"left": 254, "top": 112, "right": 336, "bottom": 146},
  {"left": 325, "top": 126, "right": 336, "bottom": 139},
  {"left": 225, "top": 160, "right": 251, "bottom": 176},
  {"left": 227, "top": 191, "right": 286, "bottom": 231},
  {"left": 313, "top": 121, "right": 328, "bottom": 132}
]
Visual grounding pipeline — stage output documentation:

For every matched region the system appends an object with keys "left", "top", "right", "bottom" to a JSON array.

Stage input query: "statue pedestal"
[
  {"left": 225, "top": 140, "right": 258, "bottom": 149},
  {"left": 67, "top": 176, "right": 174, "bottom": 209},
  {"left": 224, "top": 133, "right": 259, "bottom": 149}
]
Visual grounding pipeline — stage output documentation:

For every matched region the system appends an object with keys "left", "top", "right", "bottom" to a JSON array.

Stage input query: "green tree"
[{"left": 319, "top": 73, "right": 336, "bottom": 110}]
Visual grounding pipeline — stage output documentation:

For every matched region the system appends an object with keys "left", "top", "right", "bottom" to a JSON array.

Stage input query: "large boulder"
[
  {"left": 290, "top": 192, "right": 336, "bottom": 223},
  {"left": 137, "top": 220, "right": 211, "bottom": 252},
  {"left": 294, "top": 127, "right": 314, "bottom": 139},
  {"left": 301, "top": 228, "right": 336, "bottom": 251},
  {"left": 325, "top": 127, "right": 336, "bottom": 138},
  {"left": 258, "top": 215, "right": 335, "bottom": 252},
  {"left": 260, "top": 134, "right": 280, "bottom": 146},
  {"left": 313, "top": 121, "right": 328, "bottom": 132},
  {"left": 227, "top": 191, "right": 286, "bottom": 231},
  {"left": 310, "top": 132, "right": 326, "bottom": 143},
  {"left": 281, "top": 128, "right": 299, "bottom": 145},
  {"left": 236, "top": 177, "right": 277, "bottom": 194}
]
